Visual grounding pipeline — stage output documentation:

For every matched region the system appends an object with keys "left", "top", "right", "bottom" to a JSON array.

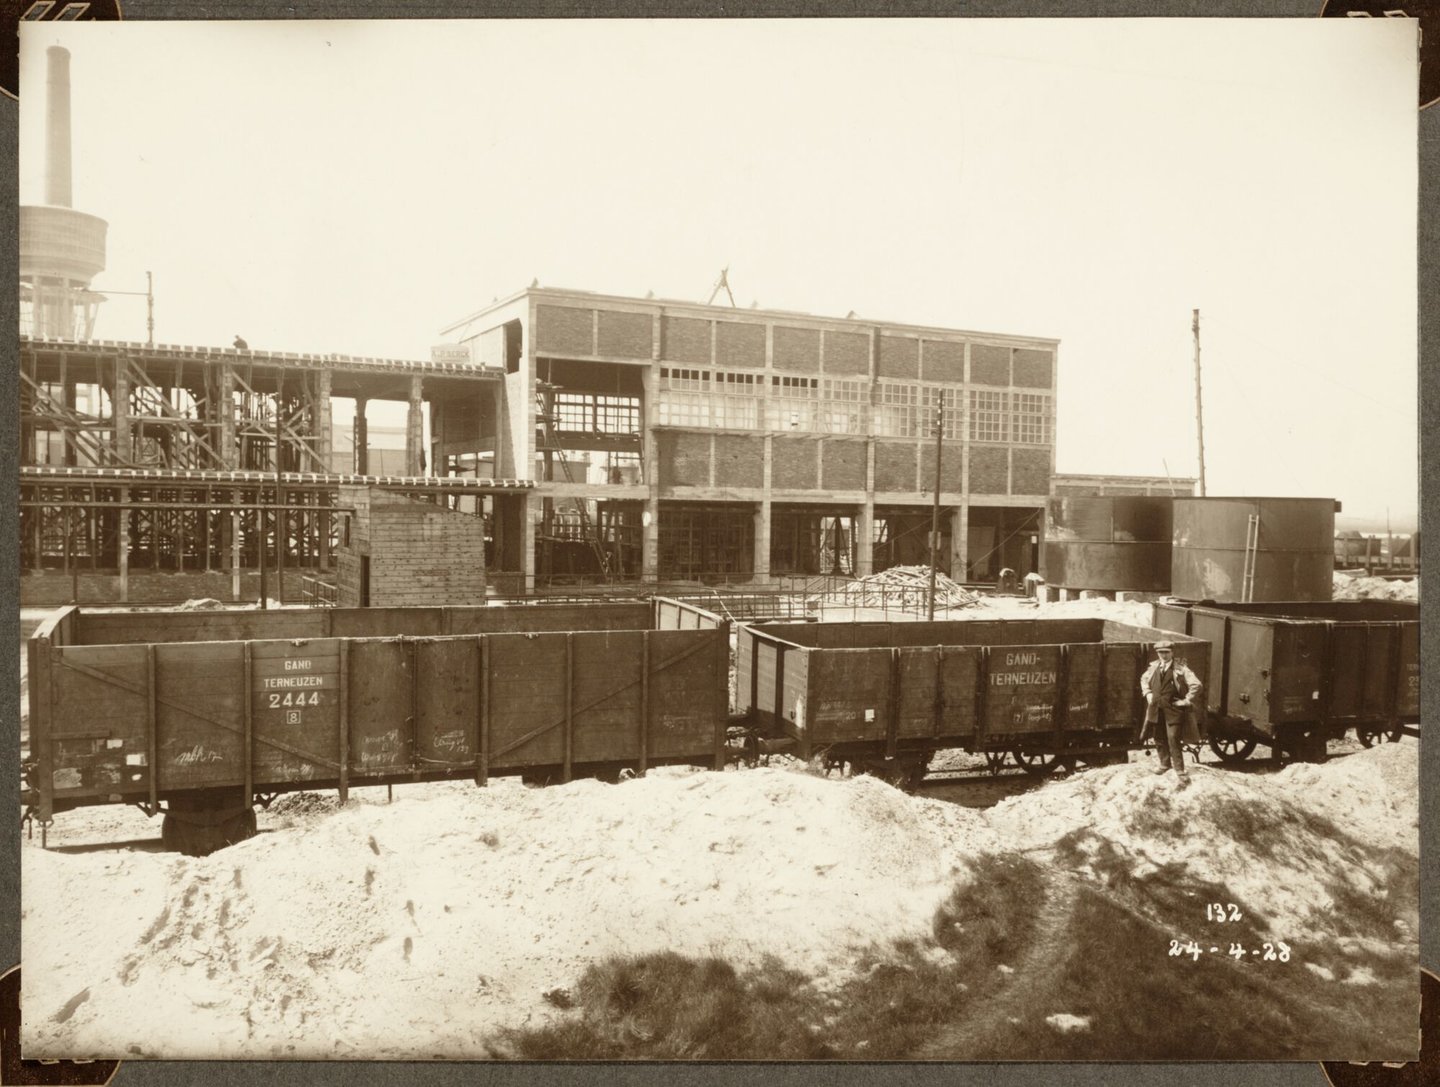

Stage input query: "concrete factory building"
[{"left": 438, "top": 287, "right": 1058, "bottom": 587}]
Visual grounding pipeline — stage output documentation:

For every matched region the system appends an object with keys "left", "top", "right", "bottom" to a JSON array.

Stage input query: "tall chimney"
[{"left": 45, "top": 45, "right": 73, "bottom": 208}]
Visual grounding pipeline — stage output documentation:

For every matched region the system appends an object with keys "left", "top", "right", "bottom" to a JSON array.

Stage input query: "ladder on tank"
[{"left": 1240, "top": 513, "right": 1260, "bottom": 603}]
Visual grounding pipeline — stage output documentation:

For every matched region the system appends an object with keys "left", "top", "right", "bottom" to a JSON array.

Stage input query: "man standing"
[{"left": 1141, "top": 641, "right": 1204, "bottom": 782}]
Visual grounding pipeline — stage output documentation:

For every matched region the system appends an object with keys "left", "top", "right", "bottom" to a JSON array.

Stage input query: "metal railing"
[{"left": 300, "top": 575, "right": 337, "bottom": 607}]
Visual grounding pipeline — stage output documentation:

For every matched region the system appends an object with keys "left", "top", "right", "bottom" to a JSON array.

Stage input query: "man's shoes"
[
  {"left": 1176, "top": 770, "right": 1190, "bottom": 786},
  {"left": 1152, "top": 765, "right": 1170, "bottom": 775}
]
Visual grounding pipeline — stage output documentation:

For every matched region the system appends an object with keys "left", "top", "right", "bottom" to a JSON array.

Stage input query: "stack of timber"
[{"left": 835, "top": 565, "right": 981, "bottom": 610}]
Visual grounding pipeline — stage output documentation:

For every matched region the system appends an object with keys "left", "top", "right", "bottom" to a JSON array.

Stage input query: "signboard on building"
[{"left": 431, "top": 343, "right": 472, "bottom": 364}]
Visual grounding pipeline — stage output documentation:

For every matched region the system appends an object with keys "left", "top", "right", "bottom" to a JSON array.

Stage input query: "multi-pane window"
[
  {"left": 970, "top": 390, "right": 1008, "bottom": 442},
  {"left": 818, "top": 378, "right": 865, "bottom": 434},
  {"left": 1012, "top": 393, "right": 1050, "bottom": 444},
  {"left": 765, "top": 374, "right": 819, "bottom": 430},
  {"left": 657, "top": 395, "right": 711, "bottom": 428},
  {"left": 875, "top": 382, "right": 918, "bottom": 437},
  {"left": 920, "top": 387, "right": 962, "bottom": 441},
  {"left": 660, "top": 367, "right": 711, "bottom": 392},
  {"left": 550, "top": 392, "right": 640, "bottom": 435}
]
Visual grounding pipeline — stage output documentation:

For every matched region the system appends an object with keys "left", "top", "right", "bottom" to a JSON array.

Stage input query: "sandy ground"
[{"left": 20, "top": 741, "right": 1418, "bottom": 1061}]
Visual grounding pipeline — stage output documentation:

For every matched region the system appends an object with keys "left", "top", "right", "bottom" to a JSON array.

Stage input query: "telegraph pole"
[
  {"left": 1193, "top": 308, "right": 1207, "bottom": 496},
  {"left": 928, "top": 391, "right": 945, "bottom": 621}
]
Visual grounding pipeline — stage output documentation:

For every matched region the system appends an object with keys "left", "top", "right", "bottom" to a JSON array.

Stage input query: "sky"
[{"left": 16, "top": 19, "right": 1419, "bottom": 525}]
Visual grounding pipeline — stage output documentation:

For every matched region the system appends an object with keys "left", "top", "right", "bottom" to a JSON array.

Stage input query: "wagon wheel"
[
  {"left": 1012, "top": 748, "right": 1063, "bottom": 776},
  {"left": 1207, "top": 736, "right": 1257, "bottom": 765},
  {"left": 1356, "top": 724, "right": 1405, "bottom": 748},
  {"left": 983, "top": 749, "right": 1009, "bottom": 776}
]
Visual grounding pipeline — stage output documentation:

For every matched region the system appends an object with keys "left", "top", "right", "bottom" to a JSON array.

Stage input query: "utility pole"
[
  {"left": 1193, "top": 308, "right": 1207, "bottom": 496},
  {"left": 145, "top": 271, "right": 154, "bottom": 345},
  {"left": 928, "top": 391, "right": 945, "bottom": 621}
]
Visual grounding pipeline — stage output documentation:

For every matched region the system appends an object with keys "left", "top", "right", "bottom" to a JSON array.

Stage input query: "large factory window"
[
  {"left": 921, "top": 386, "right": 962, "bottom": 440},
  {"left": 875, "top": 382, "right": 918, "bottom": 437},
  {"left": 1012, "top": 393, "right": 1051, "bottom": 444},
  {"left": 969, "top": 390, "right": 1008, "bottom": 442},
  {"left": 551, "top": 392, "right": 640, "bottom": 436}
]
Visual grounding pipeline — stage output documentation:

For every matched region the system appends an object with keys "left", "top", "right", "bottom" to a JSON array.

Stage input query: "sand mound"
[
  {"left": 22, "top": 745, "right": 1416, "bottom": 1060},
  {"left": 1333, "top": 574, "right": 1419, "bottom": 601},
  {"left": 986, "top": 744, "right": 1418, "bottom": 939},
  {"left": 23, "top": 766, "right": 996, "bottom": 1059}
]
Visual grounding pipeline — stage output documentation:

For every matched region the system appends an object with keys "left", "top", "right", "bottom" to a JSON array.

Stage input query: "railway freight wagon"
[
  {"left": 1152, "top": 599, "right": 1420, "bottom": 762},
  {"left": 26, "top": 601, "right": 729, "bottom": 853},
  {"left": 732, "top": 616, "right": 1210, "bottom": 786}
]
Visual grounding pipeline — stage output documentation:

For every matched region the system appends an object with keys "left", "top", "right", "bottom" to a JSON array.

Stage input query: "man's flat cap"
[{"left": 1154, "top": 641, "right": 1174, "bottom": 651}]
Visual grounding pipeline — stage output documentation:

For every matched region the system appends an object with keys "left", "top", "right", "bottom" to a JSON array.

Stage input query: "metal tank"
[
  {"left": 1041, "top": 495, "right": 1172, "bottom": 591},
  {"left": 1171, "top": 497, "right": 1336, "bottom": 602}
]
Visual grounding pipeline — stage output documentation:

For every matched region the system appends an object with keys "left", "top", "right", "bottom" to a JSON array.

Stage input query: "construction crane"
[{"left": 707, "top": 267, "right": 737, "bottom": 307}]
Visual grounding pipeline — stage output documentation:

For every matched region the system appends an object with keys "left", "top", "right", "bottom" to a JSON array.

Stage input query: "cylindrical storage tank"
[
  {"left": 1171, "top": 497, "right": 1336, "bottom": 602},
  {"left": 1042, "top": 496, "right": 1172, "bottom": 591}
]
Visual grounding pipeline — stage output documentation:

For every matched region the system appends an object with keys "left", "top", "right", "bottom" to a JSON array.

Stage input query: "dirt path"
[{"left": 915, "top": 861, "right": 1082, "bottom": 1059}]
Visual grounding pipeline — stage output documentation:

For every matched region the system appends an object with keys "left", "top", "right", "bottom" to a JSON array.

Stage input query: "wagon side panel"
[
  {"left": 154, "top": 642, "right": 245, "bottom": 792},
  {"left": 1100, "top": 643, "right": 1146, "bottom": 733},
  {"left": 645, "top": 630, "right": 726, "bottom": 758},
  {"left": 486, "top": 632, "right": 569, "bottom": 769},
  {"left": 347, "top": 639, "right": 416, "bottom": 777},
  {"left": 802, "top": 649, "right": 887, "bottom": 744},
  {"left": 1062, "top": 643, "right": 1103, "bottom": 734},
  {"left": 415, "top": 638, "right": 480, "bottom": 771},
  {"left": 249, "top": 639, "right": 342, "bottom": 786},
  {"left": 47, "top": 645, "right": 151, "bottom": 804},
  {"left": 1396, "top": 621, "right": 1420, "bottom": 718},
  {"left": 1225, "top": 619, "right": 1278, "bottom": 734},
  {"left": 571, "top": 630, "right": 645, "bottom": 764},
  {"left": 983, "top": 644, "right": 1062, "bottom": 736}
]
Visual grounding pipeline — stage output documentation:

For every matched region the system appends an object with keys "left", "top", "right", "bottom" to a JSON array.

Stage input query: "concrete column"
[
  {"left": 950, "top": 506, "right": 967, "bottom": 582},
  {"left": 641, "top": 321, "right": 661, "bottom": 581},
  {"left": 315, "top": 369, "right": 333, "bottom": 473},
  {"left": 406, "top": 376, "right": 425, "bottom": 476},
  {"left": 113, "top": 355, "right": 131, "bottom": 466},
  {"left": 218, "top": 365, "right": 236, "bottom": 466},
  {"left": 857, "top": 439, "right": 877, "bottom": 576},
  {"left": 754, "top": 435, "right": 774, "bottom": 582},
  {"left": 117, "top": 485, "right": 129, "bottom": 603},
  {"left": 354, "top": 399, "right": 369, "bottom": 475},
  {"left": 521, "top": 491, "right": 539, "bottom": 594}
]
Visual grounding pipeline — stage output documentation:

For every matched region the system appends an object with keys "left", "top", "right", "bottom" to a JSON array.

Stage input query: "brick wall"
[
  {"left": 714, "top": 434, "right": 764, "bottom": 488},
  {"left": 820, "top": 440, "right": 866, "bottom": 491},
  {"left": 662, "top": 316, "right": 711, "bottom": 365},
  {"left": 878, "top": 335, "right": 920, "bottom": 379},
  {"left": 969, "top": 446, "right": 1009, "bottom": 494},
  {"left": 337, "top": 490, "right": 486, "bottom": 607},
  {"left": 715, "top": 321, "right": 766, "bottom": 369},
  {"left": 874, "top": 442, "right": 919, "bottom": 493},
  {"left": 921, "top": 340, "right": 964, "bottom": 383},
  {"left": 971, "top": 344, "right": 1011, "bottom": 386},
  {"left": 773, "top": 326, "right": 820, "bottom": 372},
  {"left": 657, "top": 431, "right": 712, "bottom": 487},
  {"left": 823, "top": 330, "right": 869, "bottom": 375},
  {"left": 919, "top": 443, "right": 966, "bottom": 494},
  {"left": 1012, "top": 348, "right": 1054, "bottom": 388},
  {"left": 1011, "top": 448, "right": 1052, "bottom": 495},
  {"left": 597, "top": 309, "right": 652, "bottom": 359},
  {"left": 771, "top": 436, "right": 820, "bottom": 490},
  {"left": 536, "top": 304, "right": 594, "bottom": 355}
]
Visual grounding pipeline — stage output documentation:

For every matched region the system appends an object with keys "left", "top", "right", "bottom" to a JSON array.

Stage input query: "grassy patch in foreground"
[{"left": 498, "top": 850, "right": 1417, "bottom": 1061}]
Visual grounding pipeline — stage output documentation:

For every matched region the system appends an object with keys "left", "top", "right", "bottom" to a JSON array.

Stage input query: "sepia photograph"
[{"left": 11, "top": 10, "right": 1424, "bottom": 1075}]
